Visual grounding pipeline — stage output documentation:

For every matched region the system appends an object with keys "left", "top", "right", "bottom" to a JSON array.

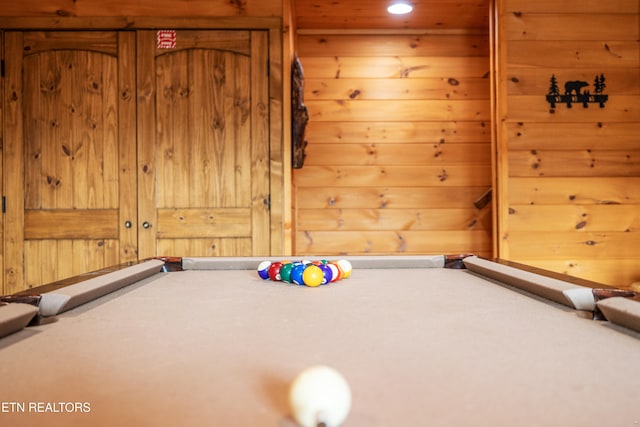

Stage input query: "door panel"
[
  {"left": 3, "top": 31, "right": 137, "bottom": 293},
  {"left": 3, "top": 29, "right": 270, "bottom": 294},
  {"left": 137, "top": 30, "right": 270, "bottom": 258}
]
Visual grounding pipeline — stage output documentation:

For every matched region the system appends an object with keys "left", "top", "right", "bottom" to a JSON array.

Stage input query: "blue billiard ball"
[
  {"left": 317, "top": 264, "right": 333, "bottom": 284},
  {"left": 257, "top": 261, "right": 271, "bottom": 280},
  {"left": 290, "top": 263, "right": 307, "bottom": 285}
]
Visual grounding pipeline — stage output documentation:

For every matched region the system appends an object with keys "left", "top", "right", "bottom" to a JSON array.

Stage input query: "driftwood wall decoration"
[
  {"left": 292, "top": 54, "right": 309, "bottom": 168},
  {"left": 546, "top": 74, "right": 608, "bottom": 109}
]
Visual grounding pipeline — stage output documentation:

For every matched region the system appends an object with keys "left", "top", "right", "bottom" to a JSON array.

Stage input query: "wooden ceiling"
[{"left": 294, "top": 0, "right": 491, "bottom": 31}]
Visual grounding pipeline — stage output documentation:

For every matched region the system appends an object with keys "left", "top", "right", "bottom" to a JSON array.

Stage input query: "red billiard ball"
[{"left": 268, "top": 262, "right": 283, "bottom": 281}]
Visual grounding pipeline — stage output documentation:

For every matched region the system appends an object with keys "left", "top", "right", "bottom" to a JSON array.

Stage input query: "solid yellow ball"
[{"left": 302, "top": 265, "right": 324, "bottom": 287}]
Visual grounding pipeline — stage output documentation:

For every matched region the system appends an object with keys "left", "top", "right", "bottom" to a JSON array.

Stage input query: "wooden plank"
[
  {"left": 504, "top": 14, "right": 639, "bottom": 41},
  {"left": 295, "top": 186, "right": 493, "bottom": 209},
  {"left": 298, "top": 34, "right": 490, "bottom": 57},
  {"left": 508, "top": 177, "right": 640, "bottom": 205},
  {"left": 250, "top": 31, "right": 271, "bottom": 256},
  {"left": 155, "top": 49, "right": 189, "bottom": 209},
  {"left": 302, "top": 142, "right": 491, "bottom": 166},
  {"left": 305, "top": 121, "right": 491, "bottom": 144},
  {"left": 269, "top": 26, "right": 285, "bottom": 256},
  {"left": 156, "top": 237, "right": 253, "bottom": 257},
  {"left": 305, "top": 77, "right": 490, "bottom": 101},
  {"left": 507, "top": 41, "right": 639, "bottom": 68},
  {"left": 24, "top": 210, "right": 119, "bottom": 239},
  {"left": 4, "top": 32, "right": 26, "bottom": 295},
  {"left": 505, "top": 122, "right": 640, "bottom": 150},
  {"left": 505, "top": 69, "right": 640, "bottom": 96},
  {"left": 0, "top": 31, "right": 3, "bottom": 295},
  {"left": 0, "top": 0, "right": 282, "bottom": 18},
  {"left": 0, "top": 17, "right": 283, "bottom": 31},
  {"left": 136, "top": 31, "right": 159, "bottom": 259},
  {"left": 23, "top": 50, "right": 42, "bottom": 209},
  {"left": 504, "top": 231, "right": 640, "bottom": 259},
  {"left": 508, "top": 149, "right": 640, "bottom": 177},
  {"left": 507, "top": 204, "right": 640, "bottom": 232},
  {"left": 510, "top": 259, "right": 640, "bottom": 289},
  {"left": 299, "top": 57, "right": 490, "bottom": 79},
  {"left": 24, "top": 239, "right": 118, "bottom": 289},
  {"left": 154, "top": 30, "right": 250, "bottom": 56},
  {"left": 306, "top": 99, "right": 491, "bottom": 122},
  {"left": 297, "top": 208, "right": 489, "bottom": 231},
  {"left": 293, "top": 165, "right": 491, "bottom": 187},
  {"left": 504, "top": 95, "right": 640, "bottom": 122},
  {"left": 22, "top": 31, "right": 119, "bottom": 56},
  {"left": 117, "top": 32, "right": 139, "bottom": 262},
  {"left": 294, "top": 230, "right": 492, "bottom": 255},
  {"left": 296, "top": 5, "right": 489, "bottom": 31},
  {"left": 156, "top": 208, "right": 251, "bottom": 238},
  {"left": 503, "top": 0, "right": 638, "bottom": 14}
]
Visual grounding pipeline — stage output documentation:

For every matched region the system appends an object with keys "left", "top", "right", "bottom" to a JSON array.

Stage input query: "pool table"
[{"left": 1, "top": 255, "right": 640, "bottom": 427}]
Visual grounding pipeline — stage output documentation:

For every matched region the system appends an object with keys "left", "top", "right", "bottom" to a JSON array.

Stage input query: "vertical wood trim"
[
  {"left": 269, "top": 25, "right": 285, "bottom": 256},
  {"left": 118, "top": 31, "right": 139, "bottom": 262},
  {"left": 489, "top": 0, "right": 498, "bottom": 257},
  {"left": 283, "top": 0, "right": 294, "bottom": 256},
  {"left": 3, "top": 31, "right": 25, "bottom": 294},
  {"left": 136, "top": 30, "right": 158, "bottom": 259},
  {"left": 493, "top": 0, "right": 510, "bottom": 259},
  {"left": 250, "top": 30, "right": 271, "bottom": 256},
  {"left": 0, "top": 31, "right": 4, "bottom": 293}
]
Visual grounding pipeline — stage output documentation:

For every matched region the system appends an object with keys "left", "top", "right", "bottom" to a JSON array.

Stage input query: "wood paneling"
[
  {"left": 136, "top": 29, "right": 271, "bottom": 259},
  {"left": 294, "top": 32, "right": 492, "bottom": 256},
  {"left": 3, "top": 31, "right": 136, "bottom": 292},
  {"left": 294, "top": 0, "right": 490, "bottom": 31},
  {"left": 495, "top": 0, "right": 640, "bottom": 288},
  {"left": 0, "top": 0, "right": 281, "bottom": 18}
]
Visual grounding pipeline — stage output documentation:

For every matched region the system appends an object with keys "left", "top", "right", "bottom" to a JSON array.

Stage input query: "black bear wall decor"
[{"left": 546, "top": 74, "right": 608, "bottom": 109}]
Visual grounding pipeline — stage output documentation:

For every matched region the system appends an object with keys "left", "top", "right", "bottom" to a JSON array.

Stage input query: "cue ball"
[{"left": 289, "top": 365, "right": 352, "bottom": 427}]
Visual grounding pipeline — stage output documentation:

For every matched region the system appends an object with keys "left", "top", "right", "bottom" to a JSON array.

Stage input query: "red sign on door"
[{"left": 157, "top": 30, "right": 176, "bottom": 49}]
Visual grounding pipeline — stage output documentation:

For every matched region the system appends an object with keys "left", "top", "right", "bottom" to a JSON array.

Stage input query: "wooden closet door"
[
  {"left": 3, "top": 31, "right": 137, "bottom": 294},
  {"left": 136, "top": 30, "right": 270, "bottom": 258}
]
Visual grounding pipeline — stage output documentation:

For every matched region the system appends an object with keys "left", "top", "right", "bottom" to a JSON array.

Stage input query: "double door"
[{"left": 3, "top": 30, "right": 270, "bottom": 293}]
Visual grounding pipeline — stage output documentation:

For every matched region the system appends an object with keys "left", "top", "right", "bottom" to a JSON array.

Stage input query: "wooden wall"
[
  {"left": 495, "top": 0, "right": 640, "bottom": 287},
  {"left": 0, "top": 1, "right": 281, "bottom": 18},
  {"left": 0, "top": 0, "right": 291, "bottom": 294},
  {"left": 293, "top": 32, "right": 493, "bottom": 256}
]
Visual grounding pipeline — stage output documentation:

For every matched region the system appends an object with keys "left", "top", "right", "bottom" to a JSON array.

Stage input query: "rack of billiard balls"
[{"left": 257, "top": 259, "right": 352, "bottom": 287}]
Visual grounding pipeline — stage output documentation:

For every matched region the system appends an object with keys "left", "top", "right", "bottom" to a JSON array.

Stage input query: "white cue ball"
[{"left": 289, "top": 365, "right": 352, "bottom": 427}]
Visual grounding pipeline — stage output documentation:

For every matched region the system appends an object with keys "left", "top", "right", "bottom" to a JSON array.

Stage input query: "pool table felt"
[{"left": 1, "top": 264, "right": 640, "bottom": 426}]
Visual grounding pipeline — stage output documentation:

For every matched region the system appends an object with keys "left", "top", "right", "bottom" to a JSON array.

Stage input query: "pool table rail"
[{"left": 1, "top": 254, "right": 639, "bottom": 339}]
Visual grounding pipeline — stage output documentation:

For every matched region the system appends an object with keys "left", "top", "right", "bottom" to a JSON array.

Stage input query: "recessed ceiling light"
[{"left": 387, "top": 1, "right": 413, "bottom": 15}]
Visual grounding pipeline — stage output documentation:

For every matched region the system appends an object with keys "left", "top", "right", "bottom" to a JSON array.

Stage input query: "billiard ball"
[
  {"left": 337, "top": 259, "right": 352, "bottom": 278},
  {"left": 290, "top": 263, "right": 307, "bottom": 285},
  {"left": 280, "top": 263, "right": 295, "bottom": 283},
  {"left": 268, "top": 262, "right": 283, "bottom": 281},
  {"left": 302, "top": 265, "right": 324, "bottom": 287},
  {"left": 317, "top": 264, "right": 333, "bottom": 284},
  {"left": 328, "top": 262, "right": 343, "bottom": 282},
  {"left": 289, "top": 365, "right": 352, "bottom": 427},
  {"left": 257, "top": 261, "right": 271, "bottom": 280}
]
